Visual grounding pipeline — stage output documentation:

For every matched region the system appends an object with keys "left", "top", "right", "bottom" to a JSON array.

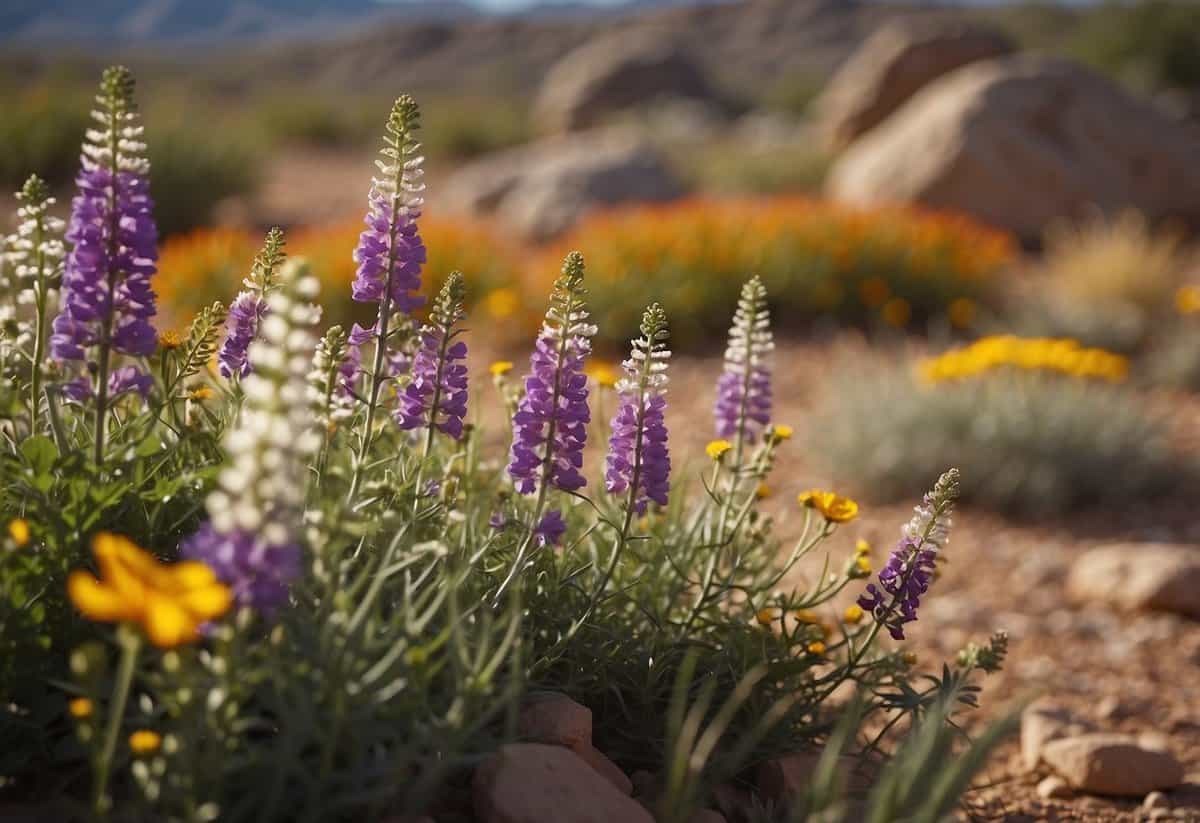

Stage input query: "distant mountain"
[
  {"left": 0, "top": 0, "right": 480, "bottom": 45},
  {"left": 0, "top": 0, "right": 733, "bottom": 45}
]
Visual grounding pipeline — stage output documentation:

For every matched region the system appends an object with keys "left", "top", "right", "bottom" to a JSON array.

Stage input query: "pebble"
[
  {"left": 1036, "top": 776, "right": 1073, "bottom": 800},
  {"left": 1040, "top": 733, "right": 1184, "bottom": 797}
]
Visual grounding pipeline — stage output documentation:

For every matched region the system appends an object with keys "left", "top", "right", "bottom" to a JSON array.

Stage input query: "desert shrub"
[
  {"left": 1068, "top": 0, "right": 1200, "bottom": 91},
  {"left": 0, "top": 71, "right": 1012, "bottom": 821},
  {"left": 677, "top": 140, "right": 832, "bottom": 196},
  {"left": 420, "top": 96, "right": 532, "bottom": 161},
  {"left": 255, "top": 94, "right": 380, "bottom": 148},
  {"left": 1039, "top": 211, "right": 1189, "bottom": 316},
  {"left": 148, "top": 125, "right": 262, "bottom": 237},
  {"left": 543, "top": 198, "right": 1016, "bottom": 351},
  {"left": 0, "top": 86, "right": 91, "bottom": 188},
  {"left": 810, "top": 337, "right": 1184, "bottom": 515}
]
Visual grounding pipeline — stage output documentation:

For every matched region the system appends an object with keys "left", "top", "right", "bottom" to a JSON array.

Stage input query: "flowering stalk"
[
  {"left": 218, "top": 227, "right": 285, "bottom": 381},
  {"left": 713, "top": 276, "right": 773, "bottom": 458},
  {"left": 576, "top": 303, "right": 670, "bottom": 628},
  {"left": 396, "top": 270, "right": 468, "bottom": 450},
  {"left": 9, "top": 175, "right": 65, "bottom": 433},
  {"left": 497, "top": 251, "right": 595, "bottom": 600},
  {"left": 182, "top": 260, "right": 322, "bottom": 610},
  {"left": 857, "top": 468, "right": 960, "bottom": 641},
  {"left": 347, "top": 95, "right": 426, "bottom": 500},
  {"left": 50, "top": 66, "right": 158, "bottom": 464}
]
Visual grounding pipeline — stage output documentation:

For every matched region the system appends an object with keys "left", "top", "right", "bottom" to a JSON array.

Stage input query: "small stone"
[
  {"left": 517, "top": 693, "right": 592, "bottom": 749},
  {"left": 1037, "top": 776, "right": 1073, "bottom": 800},
  {"left": 473, "top": 743, "right": 653, "bottom": 823},
  {"left": 573, "top": 743, "right": 633, "bottom": 795},
  {"left": 1144, "top": 791, "right": 1171, "bottom": 810},
  {"left": 1096, "top": 696, "right": 1123, "bottom": 720},
  {"left": 1041, "top": 734, "right": 1184, "bottom": 797},
  {"left": 710, "top": 782, "right": 752, "bottom": 821},
  {"left": 1021, "top": 700, "right": 1094, "bottom": 772}
]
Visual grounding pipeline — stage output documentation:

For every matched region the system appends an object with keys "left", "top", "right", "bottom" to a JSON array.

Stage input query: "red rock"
[
  {"left": 1041, "top": 734, "right": 1184, "bottom": 797},
  {"left": 517, "top": 692, "right": 592, "bottom": 749},
  {"left": 473, "top": 743, "right": 653, "bottom": 823},
  {"left": 573, "top": 743, "right": 633, "bottom": 795}
]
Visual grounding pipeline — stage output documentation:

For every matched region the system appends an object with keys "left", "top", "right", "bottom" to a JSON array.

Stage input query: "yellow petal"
[
  {"left": 68, "top": 572, "right": 138, "bottom": 623},
  {"left": 143, "top": 593, "right": 199, "bottom": 649},
  {"left": 168, "top": 561, "right": 218, "bottom": 590},
  {"left": 179, "top": 583, "right": 233, "bottom": 622}
]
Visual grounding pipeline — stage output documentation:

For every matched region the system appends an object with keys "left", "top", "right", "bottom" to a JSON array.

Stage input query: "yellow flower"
[
  {"left": 843, "top": 605, "right": 864, "bottom": 624},
  {"left": 755, "top": 483, "right": 771, "bottom": 500},
  {"left": 793, "top": 609, "right": 818, "bottom": 624},
  {"left": 157, "top": 330, "right": 183, "bottom": 350},
  {"left": 68, "top": 697, "right": 94, "bottom": 719},
  {"left": 187, "top": 386, "right": 214, "bottom": 402},
  {"left": 706, "top": 440, "right": 733, "bottom": 461},
  {"left": 67, "top": 533, "right": 233, "bottom": 649},
  {"left": 902, "top": 651, "right": 918, "bottom": 666},
  {"left": 489, "top": 360, "right": 514, "bottom": 377},
  {"left": 586, "top": 362, "right": 620, "bottom": 389},
  {"left": 806, "top": 641, "right": 826, "bottom": 656},
  {"left": 8, "top": 518, "right": 30, "bottom": 547},
  {"left": 483, "top": 287, "right": 520, "bottom": 320},
  {"left": 769, "top": 423, "right": 794, "bottom": 442},
  {"left": 854, "top": 539, "right": 871, "bottom": 556},
  {"left": 129, "top": 730, "right": 162, "bottom": 755},
  {"left": 797, "top": 490, "right": 859, "bottom": 523},
  {"left": 855, "top": 556, "right": 872, "bottom": 574},
  {"left": 1176, "top": 285, "right": 1200, "bottom": 315},
  {"left": 755, "top": 608, "right": 779, "bottom": 626}
]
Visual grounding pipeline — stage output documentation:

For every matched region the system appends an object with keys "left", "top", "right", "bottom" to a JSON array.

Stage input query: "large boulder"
[
  {"left": 826, "top": 57, "right": 1200, "bottom": 242},
  {"left": 443, "top": 129, "right": 684, "bottom": 241},
  {"left": 816, "top": 21, "right": 1014, "bottom": 149},
  {"left": 534, "top": 30, "right": 723, "bottom": 134}
]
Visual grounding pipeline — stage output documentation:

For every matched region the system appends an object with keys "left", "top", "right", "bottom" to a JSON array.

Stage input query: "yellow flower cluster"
[
  {"left": 68, "top": 533, "right": 232, "bottom": 649},
  {"left": 919, "top": 336, "right": 1129, "bottom": 385}
]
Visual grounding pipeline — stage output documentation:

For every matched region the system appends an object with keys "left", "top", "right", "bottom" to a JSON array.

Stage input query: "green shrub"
[
  {"left": 147, "top": 125, "right": 262, "bottom": 237},
  {"left": 1069, "top": 0, "right": 1200, "bottom": 91},
  {"left": 0, "top": 88, "right": 90, "bottom": 188},
  {"left": 809, "top": 347, "right": 1184, "bottom": 515}
]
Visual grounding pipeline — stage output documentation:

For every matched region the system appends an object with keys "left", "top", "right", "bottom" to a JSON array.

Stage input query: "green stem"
[
  {"left": 93, "top": 101, "right": 122, "bottom": 467},
  {"left": 29, "top": 217, "right": 47, "bottom": 436},
  {"left": 93, "top": 627, "right": 141, "bottom": 816}
]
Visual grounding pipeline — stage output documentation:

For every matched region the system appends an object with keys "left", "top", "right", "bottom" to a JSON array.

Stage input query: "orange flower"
[{"left": 67, "top": 533, "right": 232, "bottom": 649}]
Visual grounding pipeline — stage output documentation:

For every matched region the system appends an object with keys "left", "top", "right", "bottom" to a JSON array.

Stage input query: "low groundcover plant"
[{"left": 0, "top": 67, "right": 1011, "bottom": 822}]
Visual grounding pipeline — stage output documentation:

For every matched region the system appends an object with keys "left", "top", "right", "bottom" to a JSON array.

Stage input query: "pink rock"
[
  {"left": 473, "top": 743, "right": 653, "bottom": 823},
  {"left": 573, "top": 743, "right": 633, "bottom": 795},
  {"left": 517, "top": 693, "right": 593, "bottom": 749},
  {"left": 1041, "top": 734, "right": 1184, "bottom": 797}
]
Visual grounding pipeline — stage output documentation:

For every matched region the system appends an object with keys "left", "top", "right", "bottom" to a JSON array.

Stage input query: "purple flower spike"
[
  {"left": 50, "top": 67, "right": 157, "bottom": 391},
  {"left": 857, "top": 469, "right": 960, "bottom": 640},
  {"left": 182, "top": 523, "right": 300, "bottom": 611},
  {"left": 533, "top": 509, "right": 567, "bottom": 548},
  {"left": 395, "top": 273, "right": 469, "bottom": 440},
  {"left": 217, "top": 228, "right": 285, "bottom": 380},
  {"left": 219, "top": 291, "right": 266, "bottom": 379},
  {"left": 605, "top": 303, "right": 671, "bottom": 516},
  {"left": 351, "top": 95, "right": 426, "bottom": 317},
  {"left": 713, "top": 277, "right": 773, "bottom": 440},
  {"left": 508, "top": 252, "right": 596, "bottom": 495}
]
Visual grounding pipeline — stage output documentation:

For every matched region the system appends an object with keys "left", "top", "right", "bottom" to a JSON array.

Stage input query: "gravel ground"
[{"left": 480, "top": 333, "right": 1200, "bottom": 822}]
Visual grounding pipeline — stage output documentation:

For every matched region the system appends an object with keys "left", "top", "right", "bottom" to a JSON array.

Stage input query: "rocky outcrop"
[
  {"left": 534, "top": 31, "right": 725, "bottom": 134},
  {"left": 826, "top": 57, "right": 1200, "bottom": 242},
  {"left": 817, "top": 20, "right": 1013, "bottom": 148},
  {"left": 443, "top": 129, "right": 684, "bottom": 241}
]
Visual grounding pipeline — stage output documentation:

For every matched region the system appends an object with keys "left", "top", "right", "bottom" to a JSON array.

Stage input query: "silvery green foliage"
[{"left": 809, "top": 355, "right": 1183, "bottom": 514}]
